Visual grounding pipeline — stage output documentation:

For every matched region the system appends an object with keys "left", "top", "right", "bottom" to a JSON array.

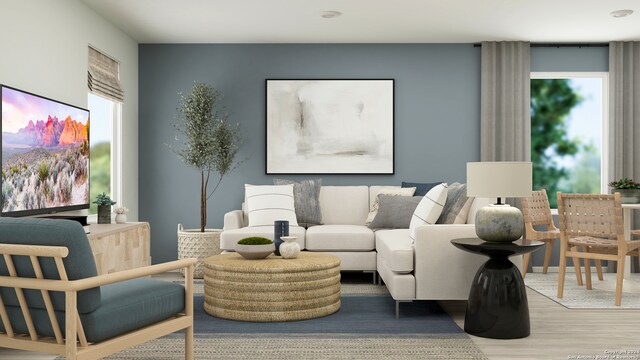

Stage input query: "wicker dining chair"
[
  {"left": 521, "top": 189, "right": 597, "bottom": 283},
  {"left": 556, "top": 192, "right": 640, "bottom": 306}
]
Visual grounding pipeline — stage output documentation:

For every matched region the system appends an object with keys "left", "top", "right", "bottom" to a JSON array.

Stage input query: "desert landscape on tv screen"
[{"left": 2, "top": 87, "right": 90, "bottom": 213}]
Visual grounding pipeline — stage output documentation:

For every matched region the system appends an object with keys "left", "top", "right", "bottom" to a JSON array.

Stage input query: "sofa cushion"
[
  {"left": 273, "top": 178, "right": 323, "bottom": 226},
  {"left": 221, "top": 226, "right": 306, "bottom": 250},
  {"left": 375, "top": 229, "right": 414, "bottom": 273},
  {"left": 365, "top": 186, "right": 415, "bottom": 224},
  {"left": 319, "top": 186, "right": 370, "bottom": 225},
  {"left": 306, "top": 225, "right": 374, "bottom": 251},
  {"left": 409, "top": 183, "right": 448, "bottom": 242},
  {"left": 0, "top": 278, "right": 185, "bottom": 343},
  {"left": 437, "top": 182, "right": 474, "bottom": 224},
  {"left": 401, "top": 181, "right": 443, "bottom": 196},
  {"left": 368, "top": 195, "right": 422, "bottom": 229},
  {"left": 0, "top": 217, "right": 100, "bottom": 314},
  {"left": 245, "top": 184, "right": 298, "bottom": 227}
]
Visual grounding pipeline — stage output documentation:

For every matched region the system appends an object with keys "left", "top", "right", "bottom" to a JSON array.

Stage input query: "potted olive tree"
[
  {"left": 609, "top": 177, "right": 640, "bottom": 204},
  {"left": 170, "top": 83, "right": 244, "bottom": 277}
]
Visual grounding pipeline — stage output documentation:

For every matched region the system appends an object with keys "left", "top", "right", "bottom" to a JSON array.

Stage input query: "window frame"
[
  {"left": 87, "top": 93, "right": 123, "bottom": 221},
  {"left": 530, "top": 72, "right": 609, "bottom": 209}
]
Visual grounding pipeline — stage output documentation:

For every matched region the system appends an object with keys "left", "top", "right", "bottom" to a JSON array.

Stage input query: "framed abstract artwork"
[{"left": 265, "top": 79, "right": 394, "bottom": 174}]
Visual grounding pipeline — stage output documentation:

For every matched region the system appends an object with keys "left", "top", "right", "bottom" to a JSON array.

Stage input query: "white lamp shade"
[{"left": 467, "top": 162, "right": 532, "bottom": 198}]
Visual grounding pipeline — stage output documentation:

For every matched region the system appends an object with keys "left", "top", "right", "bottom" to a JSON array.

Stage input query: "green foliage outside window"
[
  {"left": 89, "top": 142, "right": 110, "bottom": 214},
  {"left": 531, "top": 79, "right": 602, "bottom": 208}
]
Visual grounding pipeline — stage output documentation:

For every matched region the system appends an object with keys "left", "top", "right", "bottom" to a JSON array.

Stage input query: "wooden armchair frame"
[{"left": 0, "top": 243, "right": 197, "bottom": 360}]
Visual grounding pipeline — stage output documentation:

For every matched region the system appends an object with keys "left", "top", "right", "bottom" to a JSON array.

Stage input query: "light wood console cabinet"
[{"left": 87, "top": 222, "right": 151, "bottom": 275}]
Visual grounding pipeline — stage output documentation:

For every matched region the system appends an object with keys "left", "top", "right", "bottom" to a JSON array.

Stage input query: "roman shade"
[{"left": 88, "top": 46, "right": 124, "bottom": 102}]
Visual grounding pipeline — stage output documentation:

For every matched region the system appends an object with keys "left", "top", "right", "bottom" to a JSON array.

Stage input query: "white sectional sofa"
[{"left": 221, "top": 185, "right": 522, "bottom": 316}]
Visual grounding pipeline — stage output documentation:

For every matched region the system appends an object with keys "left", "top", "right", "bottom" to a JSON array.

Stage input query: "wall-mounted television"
[{"left": 1, "top": 85, "right": 90, "bottom": 216}]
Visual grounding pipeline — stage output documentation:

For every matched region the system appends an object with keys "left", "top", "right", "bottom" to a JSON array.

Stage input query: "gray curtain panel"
[
  {"left": 609, "top": 41, "right": 640, "bottom": 273},
  {"left": 480, "top": 41, "right": 531, "bottom": 212},
  {"left": 480, "top": 41, "right": 531, "bottom": 162}
]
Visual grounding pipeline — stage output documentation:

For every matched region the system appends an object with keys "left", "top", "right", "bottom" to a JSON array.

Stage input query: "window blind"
[{"left": 88, "top": 46, "right": 124, "bottom": 102}]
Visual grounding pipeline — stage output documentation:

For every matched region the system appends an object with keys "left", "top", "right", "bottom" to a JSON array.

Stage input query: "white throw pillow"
[
  {"left": 365, "top": 187, "right": 416, "bottom": 225},
  {"left": 245, "top": 184, "right": 298, "bottom": 227},
  {"left": 409, "top": 183, "right": 448, "bottom": 242}
]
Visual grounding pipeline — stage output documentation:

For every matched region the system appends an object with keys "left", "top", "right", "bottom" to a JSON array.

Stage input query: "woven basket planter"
[{"left": 177, "top": 224, "right": 221, "bottom": 278}]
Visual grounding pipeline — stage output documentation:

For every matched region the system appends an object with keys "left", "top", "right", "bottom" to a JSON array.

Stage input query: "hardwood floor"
[
  {"left": 2, "top": 280, "right": 639, "bottom": 359},
  {"left": 440, "top": 288, "right": 640, "bottom": 360}
]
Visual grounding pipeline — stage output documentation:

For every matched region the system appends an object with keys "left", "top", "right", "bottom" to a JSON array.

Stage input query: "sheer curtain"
[
  {"left": 609, "top": 41, "right": 640, "bottom": 272},
  {"left": 480, "top": 41, "right": 531, "bottom": 162}
]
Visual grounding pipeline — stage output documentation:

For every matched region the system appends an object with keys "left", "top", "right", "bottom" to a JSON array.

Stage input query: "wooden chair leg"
[
  {"left": 558, "top": 242, "right": 568, "bottom": 299},
  {"left": 595, "top": 260, "right": 604, "bottom": 281},
  {"left": 522, "top": 253, "right": 530, "bottom": 278},
  {"left": 615, "top": 256, "right": 625, "bottom": 306},
  {"left": 185, "top": 264, "right": 194, "bottom": 360},
  {"left": 572, "top": 247, "right": 583, "bottom": 286},
  {"left": 65, "top": 290, "right": 78, "bottom": 360},
  {"left": 584, "top": 255, "right": 592, "bottom": 290},
  {"left": 542, "top": 241, "right": 554, "bottom": 274}
]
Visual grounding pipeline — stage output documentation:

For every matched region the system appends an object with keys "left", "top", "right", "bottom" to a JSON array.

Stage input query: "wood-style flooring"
[{"left": 2, "top": 278, "right": 639, "bottom": 359}]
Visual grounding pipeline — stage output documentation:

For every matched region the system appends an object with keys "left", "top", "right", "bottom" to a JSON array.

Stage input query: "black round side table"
[{"left": 451, "top": 238, "right": 543, "bottom": 339}]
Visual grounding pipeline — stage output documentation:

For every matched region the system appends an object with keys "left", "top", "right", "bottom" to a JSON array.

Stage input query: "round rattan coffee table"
[{"left": 203, "top": 252, "right": 341, "bottom": 322}]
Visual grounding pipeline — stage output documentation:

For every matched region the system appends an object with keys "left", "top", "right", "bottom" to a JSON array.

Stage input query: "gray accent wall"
[
  {"left": 139, "top": 44, "right": 608, "bottom": 264},
  {"left": 139, "top": 44, "right": 481, "bottom": 263}
]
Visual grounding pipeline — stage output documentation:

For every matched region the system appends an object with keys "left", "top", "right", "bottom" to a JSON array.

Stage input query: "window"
[
  {"left": 88, "top": 93, "right": 121, "bottom": 214},
  {"left": 530, "top": 73, "right": 608, "bottom": 208}
]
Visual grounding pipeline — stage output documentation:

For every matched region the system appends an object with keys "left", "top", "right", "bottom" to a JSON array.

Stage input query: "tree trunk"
[{"left": 200, "top": 171, "right": 206, "bottom": 232}]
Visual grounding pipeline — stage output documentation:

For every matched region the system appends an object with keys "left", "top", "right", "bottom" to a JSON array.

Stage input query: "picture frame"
[{"left": 265, "top": 79, "right": 395, "bottom": 175}]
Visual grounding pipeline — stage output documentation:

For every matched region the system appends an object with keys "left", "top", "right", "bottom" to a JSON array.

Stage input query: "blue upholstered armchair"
[{"left": 0, "top": 217, "right": 196, "bottom": 360}]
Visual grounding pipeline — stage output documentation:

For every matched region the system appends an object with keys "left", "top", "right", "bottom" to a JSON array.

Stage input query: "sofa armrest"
[
  {"left": 413, "top": 224, "right": 521, "bottom": 300},
  {"left": 223, "top": 210, "right": 244, "bottom": 230},
  {"left": 414, "top": 224, "right": 482, "bottom": 300}
]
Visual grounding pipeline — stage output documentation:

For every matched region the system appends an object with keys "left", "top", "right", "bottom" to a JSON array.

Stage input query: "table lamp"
[{"left": 467, "top": 162, "right": 532, "bottom": 242}]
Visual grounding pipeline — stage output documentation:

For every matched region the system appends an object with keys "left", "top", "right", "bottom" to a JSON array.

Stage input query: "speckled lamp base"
[
  {"left": 204, "top": 252, "right": 341, "bottom": 322},
  {"left": 475, "top": 204, "right": 524, "bottom": 242}
]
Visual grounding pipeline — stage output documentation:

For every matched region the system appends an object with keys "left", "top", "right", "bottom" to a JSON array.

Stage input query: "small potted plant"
[
  {"left": 235, "top": 237, "right": 275, "bottom": 260},
  {"left": 93, "top": 193, "right": 116, "bottom": 224},
  {"left": 113, "top": 206, "right": 129, "bottom": 224},
  {"left": 609, "top": 177, "right": 640, "bottom": 204}
]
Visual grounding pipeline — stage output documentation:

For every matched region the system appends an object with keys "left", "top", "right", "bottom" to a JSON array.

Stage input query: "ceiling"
[{"left": 80, "top": 0, "right": 640, "bottom": 44}]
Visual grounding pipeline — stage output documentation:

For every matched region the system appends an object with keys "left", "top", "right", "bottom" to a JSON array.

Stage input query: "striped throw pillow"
[
  {"left": 245, "top": 184, "right": 298, "bottom": 227},
  {"left": 409, "top": 183, "right": 448, "bottom": 243}
]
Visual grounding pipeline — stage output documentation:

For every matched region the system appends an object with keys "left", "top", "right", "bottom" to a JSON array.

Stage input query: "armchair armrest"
[
  {"left": 0, "top": 258, "right": 198, "bottom": 292},
  {"left": 70, "top": 258, "right": 198, "bottom": 291},
  {"left": 224, "top": 210, "right": 244, "bottom": 230}
]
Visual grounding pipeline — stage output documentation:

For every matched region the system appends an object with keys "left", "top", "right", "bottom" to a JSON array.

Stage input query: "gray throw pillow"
[
  {"left": 437, "top": 182, "right": 472, "bottom": 224},
  {"left": 368, "top": 195, "right": 422, "bottom": 229},
  {"left": 273, "top": 178, "right": 323, "bottom": 226}
]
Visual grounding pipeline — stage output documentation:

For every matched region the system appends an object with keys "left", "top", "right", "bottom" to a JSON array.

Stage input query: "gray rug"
[
  {"left": 525, "top": 272, "right": 640, "bottom": 309},
  {"left": 92, "top": 274, "right": 487, "bottom": 359},
  {"left": 102, "top": 334, "right": 486, "bottom": 360}
]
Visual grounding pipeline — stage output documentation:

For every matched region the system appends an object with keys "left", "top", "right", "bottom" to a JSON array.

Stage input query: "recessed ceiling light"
[
  {"left": 321, "top": 11, "right": 342, "bottom": 19},
  {"left": 610, "top": 9, "right": 633, "bottom": 18}
]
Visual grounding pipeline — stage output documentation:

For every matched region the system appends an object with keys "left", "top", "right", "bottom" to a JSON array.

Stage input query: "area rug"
[
  {"left": 525, "top": 272, "right": 640, "bottom": 309},
  {"left": 92, "top": 274, "right": 486, "bottom": 359}
]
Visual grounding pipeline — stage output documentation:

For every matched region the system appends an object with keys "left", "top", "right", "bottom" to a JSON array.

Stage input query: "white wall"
[{"left": 0, "top": 0, "right": 139, "bottom": 220}]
